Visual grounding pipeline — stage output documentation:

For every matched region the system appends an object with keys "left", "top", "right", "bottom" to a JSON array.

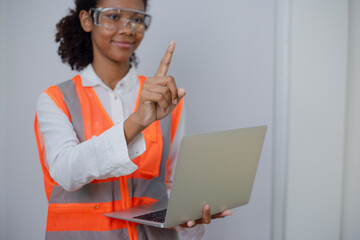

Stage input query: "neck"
[{"left": 92, "top": 58, "right": 131, "bottom": 90}]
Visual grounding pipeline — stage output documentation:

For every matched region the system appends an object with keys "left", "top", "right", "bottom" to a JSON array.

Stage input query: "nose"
[{"left": 118, "top": 19, "right": 134, "bottom": 33}]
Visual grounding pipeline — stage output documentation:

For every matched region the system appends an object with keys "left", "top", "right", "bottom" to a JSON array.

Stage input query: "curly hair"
[{"left": 55, "top": 0, "right": 148, "bottom": 71}]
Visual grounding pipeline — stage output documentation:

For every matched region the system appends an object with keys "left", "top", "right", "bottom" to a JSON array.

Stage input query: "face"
[{"left": 81, "top": 0, "right": 146, "bottom": 66}]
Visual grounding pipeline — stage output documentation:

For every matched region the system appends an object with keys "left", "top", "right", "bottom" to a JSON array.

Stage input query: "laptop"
[{"left": 105, "top": 125, "right": 267, "bottom": 228}]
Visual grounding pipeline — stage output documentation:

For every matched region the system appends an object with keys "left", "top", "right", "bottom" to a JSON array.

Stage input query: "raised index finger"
[{"left": 155, "top": 40, "right": 176, "bottom": 77}]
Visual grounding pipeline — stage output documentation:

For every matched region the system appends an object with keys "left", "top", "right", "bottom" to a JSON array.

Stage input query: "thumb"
[
  {"left": 177, "top": 88, "right": 186, "bottom": 99},
  {"left": 172, "top": 88, "right": 185, "bottom": 105}
]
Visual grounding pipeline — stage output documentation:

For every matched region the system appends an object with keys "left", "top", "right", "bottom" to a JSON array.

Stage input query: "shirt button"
[
  {"left": 114, "top": 95, "right": 118, "bottom": 100},
  {"left": 94, "top": 205, "right": 100, "bottom": 209}
]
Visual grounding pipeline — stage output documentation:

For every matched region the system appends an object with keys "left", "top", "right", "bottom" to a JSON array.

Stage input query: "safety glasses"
[{"left": 89, "top": 7, "right": 152, "bottom": 33}]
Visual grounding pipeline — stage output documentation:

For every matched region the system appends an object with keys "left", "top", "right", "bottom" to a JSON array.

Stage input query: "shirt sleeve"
[{"left": 36, "top": 92, "right": 146, "bottom": 192}]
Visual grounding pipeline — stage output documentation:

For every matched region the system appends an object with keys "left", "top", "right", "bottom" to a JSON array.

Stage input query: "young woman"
[{"left": 34, "top": 0, "right": 231, "bottom": 239}]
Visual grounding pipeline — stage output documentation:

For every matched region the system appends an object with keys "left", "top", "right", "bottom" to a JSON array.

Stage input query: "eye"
[
  {"left": 131, "top": 15, "right": 145, "bottom": 24},
  {"left": 109, "top": 14, "right": 120, "bottom": 21},
  {"left": 103, "top": 12, "right": 121, "bottom": 21}
]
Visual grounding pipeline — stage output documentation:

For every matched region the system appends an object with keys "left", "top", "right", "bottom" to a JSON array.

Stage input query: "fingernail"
[
  {"left": 225, "top": 210, "right": 233, "bottom": 215},
  {"left": 172, "top": 99, "right": 177, "bottom": 104}
]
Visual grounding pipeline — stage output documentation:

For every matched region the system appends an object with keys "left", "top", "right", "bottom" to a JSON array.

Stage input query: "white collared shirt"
[{"left": 36, "top": 64, "right": 183, "bottom": 192}]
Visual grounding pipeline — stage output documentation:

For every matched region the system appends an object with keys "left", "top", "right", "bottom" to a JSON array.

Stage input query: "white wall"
[
  {"left": 273, "top": 0, "right": 360, "bottom": 240},
  {"left": 2, "top": 0, "right": 76, "bottom": 239},
  {"left": 0, "top": 0, "right": 8, "bottom": 239},
  {"left": 287, "top": 1, "right": 348, "bottom": 239},
  {"left": 272, "top": 0, "right": 291, "bottom": 238},
  {"left": 0, "top": 0, "right": 274, "bottom": 239},
  {"left": 341, "top": 0, "right": 360, "bottom": 239}
]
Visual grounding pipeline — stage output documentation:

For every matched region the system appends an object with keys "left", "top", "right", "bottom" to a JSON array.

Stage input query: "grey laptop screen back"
[
  {"left": 105, "top": 126, "right": 267, "bottom": 228},
  {"left": 163, "top": 125, "right": 267, "bottom": 227}
]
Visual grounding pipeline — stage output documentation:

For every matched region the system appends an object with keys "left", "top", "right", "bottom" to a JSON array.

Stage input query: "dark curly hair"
[{"left": 55, "top": 0, "right": 148, "bottom": 71}]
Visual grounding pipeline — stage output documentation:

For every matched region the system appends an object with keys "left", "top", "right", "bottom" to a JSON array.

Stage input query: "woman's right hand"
[{"left": 124, "top": 41, "right": 185, "bottom": 143}]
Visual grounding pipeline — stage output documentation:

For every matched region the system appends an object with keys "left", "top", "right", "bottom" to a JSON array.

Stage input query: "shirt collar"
[{"left": 80, "top": 64, "right": 138, "bottom": 91}]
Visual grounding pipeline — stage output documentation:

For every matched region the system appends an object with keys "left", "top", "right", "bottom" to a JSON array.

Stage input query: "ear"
[{"left": 79, "top": 10, "right": 94, "bottom": 32}]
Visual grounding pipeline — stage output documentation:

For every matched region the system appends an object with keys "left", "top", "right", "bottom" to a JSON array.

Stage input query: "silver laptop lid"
[
  {"left": 163, "top": 126, "right": 267, "bottom": 227},
  {"left": 104, "top": 126, "right": 267, "bottom": 228}
]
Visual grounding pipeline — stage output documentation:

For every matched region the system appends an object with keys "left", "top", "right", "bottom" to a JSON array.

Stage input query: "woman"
[{"left": 34, "top": 0, "right": 231, "bottom": 239}]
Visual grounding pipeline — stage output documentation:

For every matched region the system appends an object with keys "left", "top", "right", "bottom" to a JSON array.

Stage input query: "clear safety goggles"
[{"left": 89, "top": 7, "right": 151, "bottom": 33}]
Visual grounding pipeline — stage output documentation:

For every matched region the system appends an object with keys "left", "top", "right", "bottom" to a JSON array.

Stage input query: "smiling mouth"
[{"left": 111, "top": 41, "right": 134, "bottom": 48}]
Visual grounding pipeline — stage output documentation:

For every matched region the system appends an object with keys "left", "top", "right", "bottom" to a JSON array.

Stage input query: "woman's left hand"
[{"left": 180, "top": 204, "right": 232, "bottom": 228}]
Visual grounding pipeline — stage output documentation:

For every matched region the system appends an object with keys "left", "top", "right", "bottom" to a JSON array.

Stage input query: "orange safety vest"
[{"left": 34, "top": 75, "right": 183, "bottom": 240}]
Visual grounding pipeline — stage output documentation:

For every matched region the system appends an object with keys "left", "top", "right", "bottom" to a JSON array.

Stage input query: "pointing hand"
[{"left": 134, "top": 40, "right": 186, "bottom": 128}]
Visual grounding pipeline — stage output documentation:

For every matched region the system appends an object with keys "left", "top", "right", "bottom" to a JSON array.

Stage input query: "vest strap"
[
  {"left": 57, "top": 80, "right": 85, "bottom": 142},
  {"left": 129, "top": 115, "right": 172, "bottom": 200}
]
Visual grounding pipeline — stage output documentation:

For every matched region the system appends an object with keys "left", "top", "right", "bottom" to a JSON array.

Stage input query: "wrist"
[
  {"left": 123, "top": 113, "right": 147, "bottom": 144},
  {"left": 129, "top": 111, "right": 150, "bottom": 129}
]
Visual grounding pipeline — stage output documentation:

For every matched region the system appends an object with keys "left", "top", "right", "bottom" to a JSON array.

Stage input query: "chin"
[{"left": 110, "top": 54, "right": 133, "bottom": 64}]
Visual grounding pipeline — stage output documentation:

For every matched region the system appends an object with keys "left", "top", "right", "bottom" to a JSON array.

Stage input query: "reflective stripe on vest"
[
  {"left": 129, "top": 116, "right": 171, "bottom": 200},
  {"left": 35, "top": 75, "right": 183, "bottom": 240},
  {"left": 49, "top": 181, "right": 121, "bottom": 204},
  {"left": 57, "top": 80, "right": 85, "bottom": 142},
  {"left": 46, "top": 228, "right": 129, "bottom": 240}
]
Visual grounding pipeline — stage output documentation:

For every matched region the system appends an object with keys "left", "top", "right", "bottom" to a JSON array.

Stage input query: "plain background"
[
  {"left": 1, "top": 0, "right": 359, "bottom": 240},
  {"left": 272, "top": 1, "right": 360, "bottom": 239},
  {"left": 0, "top": 0, "right": 274, "bottom": 239}
]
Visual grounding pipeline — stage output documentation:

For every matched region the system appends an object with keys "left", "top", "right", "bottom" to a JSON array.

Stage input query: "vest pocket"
[
  {"left": 46, "top": 201, "right": 128, "bottom": 232},
  {"left": 131, "top": 121, "right": 163, "bottom": 179}
]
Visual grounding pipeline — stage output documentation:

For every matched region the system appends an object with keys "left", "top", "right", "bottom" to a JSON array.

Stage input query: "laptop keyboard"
[{"left": 134, "top": 209, "right": 167, "bottom": 223}]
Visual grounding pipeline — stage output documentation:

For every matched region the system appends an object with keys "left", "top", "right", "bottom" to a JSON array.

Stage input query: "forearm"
[
  {"left": 37, "top": 92, "right": 144, "bottom": 191},
  {"left": 49, "top": 123, "right": 139, "bottom": 191}
]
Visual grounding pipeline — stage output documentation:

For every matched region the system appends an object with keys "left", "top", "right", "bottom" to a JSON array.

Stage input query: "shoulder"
[
  {"left": 36, "top": 77, "right": 77, "bottom": 117},
  {"left": 36, "top": 90, "right": 70, "bottom": 123}
]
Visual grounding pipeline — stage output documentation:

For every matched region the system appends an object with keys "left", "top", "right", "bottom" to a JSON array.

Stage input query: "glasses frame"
[{"left": 89, "top": 7, "right": 152, "bottom": 32}]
